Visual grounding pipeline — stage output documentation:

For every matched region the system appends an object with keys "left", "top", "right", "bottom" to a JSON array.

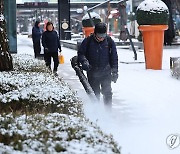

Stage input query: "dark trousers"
[
  {"left": 44, "top": 51, "right": 59, "bottom": 72},
  {"left": 33, "top": 41, "right": 41, "bottom": 58},
  {"left": 87, "top": 70, "right": 112, "bottom": 104}
]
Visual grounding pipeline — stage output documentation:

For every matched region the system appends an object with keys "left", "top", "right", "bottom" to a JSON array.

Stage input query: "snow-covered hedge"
[
  {"left": 0, "top": 71, "right": 82, "bottom": 115},
  {"left": 136, "top": 0, "right": 169, "bottom": 25},
  {"left": 13, "top": 54, "right": 48, "bottom": 72},
  {"left": 0, "top": 113, "right": 120, "bottom": 153},
  {"left": 0, "top": 54, "right": 121, "bottom": 153},
  {"left": 82, "top": 12, "right": 101, "bottom": 27},
  {"left": 0, "top": 54, "right": 82, "bottom": 116}
]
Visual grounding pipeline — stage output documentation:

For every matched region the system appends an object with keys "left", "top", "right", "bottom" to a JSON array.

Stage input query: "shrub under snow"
[
  {"left": 136, "top": 0, "right": 169, "bottom": 25},
  {"left": 0, "top": 54, "right": 121, "bottom": 153}
]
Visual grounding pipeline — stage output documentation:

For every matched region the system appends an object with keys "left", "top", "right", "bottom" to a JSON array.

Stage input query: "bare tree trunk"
[
  {"left": 118, "top": 1, "right": 128, "bottom": 41},
  {"left": 0, "top": 0, "right": 13, "bottom": 71},
  {"left": 105, "top": 2, "right": 112, "bottom": 34}
]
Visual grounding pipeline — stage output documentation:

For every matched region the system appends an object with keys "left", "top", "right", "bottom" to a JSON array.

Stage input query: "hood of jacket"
[{"left": 35, "top": 21, "right": 40, "bottom": 28}]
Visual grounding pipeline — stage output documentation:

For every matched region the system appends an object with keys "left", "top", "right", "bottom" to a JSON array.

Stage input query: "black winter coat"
[
  {"left": 78, "top": 35, "right": 118, "bottom": 73},
  {"left": 32, "top": 24, "right": 42, "bottom": 44},
  {"left": 42, "top": 30, "right": 61, "bottom": 52}
]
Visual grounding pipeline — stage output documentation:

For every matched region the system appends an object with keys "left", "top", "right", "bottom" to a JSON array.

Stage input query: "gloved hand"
[
  {"left": 82, "top": 60, "right": 91, "bottom": 71},
  {"left": 111, "top": 72, "right": 118, "bottom": 83}
]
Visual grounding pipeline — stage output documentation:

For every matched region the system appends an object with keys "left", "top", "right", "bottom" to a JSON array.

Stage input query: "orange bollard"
[
  {"left": 82, "top": 27, "right": 94, "bottom": 37},
  {"left": 139, "top": 25, "right": 168, "bottom": 70}
]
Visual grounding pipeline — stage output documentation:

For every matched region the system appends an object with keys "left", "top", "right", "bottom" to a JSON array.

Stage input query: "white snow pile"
[
  {"left": 137, "top": 0, "right": 168, "bottom": 13},
  {"left": 82, "top": 12, "right": 101, "bottom": 20},
  {"left": 0, "top": 54, "right": 121, "bottom": 153}
]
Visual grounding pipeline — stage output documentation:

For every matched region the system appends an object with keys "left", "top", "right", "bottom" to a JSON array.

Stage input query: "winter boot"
[{"left": 103, "top": 96, "right": 112, "bottom": 107}]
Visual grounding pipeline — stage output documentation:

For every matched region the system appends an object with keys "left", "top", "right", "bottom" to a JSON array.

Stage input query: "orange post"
[
  {"left": 138, "top": 25, "right": 168, "bottom": 70},
  {"left": 82, "top": 27, "right": 94, "bottom": 37}
]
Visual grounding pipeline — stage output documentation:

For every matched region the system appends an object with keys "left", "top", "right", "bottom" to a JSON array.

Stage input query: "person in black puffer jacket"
[
  {"left": 32, "top": 20, "right": 42, "bottom": 58},
  {"left": 78, "top": 22, "right": 118, "bottom": 106},
  {"left": 42, "top": 22, "right": 62, "bottom": 75}
]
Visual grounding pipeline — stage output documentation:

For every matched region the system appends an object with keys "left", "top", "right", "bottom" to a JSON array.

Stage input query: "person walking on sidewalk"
[
  {"left": 42, "top": 21, "right": 62, "bottom": 75},
  {"left": 32, "top": 20, "right": 42, "bottom": 58},
  {"left": 78, "top": 22, "right": 118, "bottom": 106}
]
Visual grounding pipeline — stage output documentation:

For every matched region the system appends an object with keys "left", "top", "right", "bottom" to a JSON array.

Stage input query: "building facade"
[{"left": 16, "top": 0, "right": 145, "bottom": 38}]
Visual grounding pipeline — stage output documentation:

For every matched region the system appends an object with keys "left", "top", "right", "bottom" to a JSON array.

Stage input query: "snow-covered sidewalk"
[{"left": 17, "top": 35, "right": 180, "bottom": 154}]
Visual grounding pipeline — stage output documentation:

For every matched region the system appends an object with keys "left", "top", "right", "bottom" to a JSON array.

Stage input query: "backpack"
[{"left": 85, "top": 34, "right": 113, "bottom": 67}]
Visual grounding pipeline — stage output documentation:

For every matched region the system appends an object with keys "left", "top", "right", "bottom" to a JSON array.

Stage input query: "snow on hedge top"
[
  {"left": 137, "top": 0, "right": 168, "bottom": 13},
  {"left": 0, "top": 71, "right": 73, "bottom": 104},
  {"left": 0, "top": 14, "right": 4, "bottom": 22},
  {"left": 0, "top": 113, "right": 121, "bottom": 153},
  {"left": 82, "top": 12, "right": 100, "bottom": 20},
  {"left": 0, "top": 54, "right": 82, "bottom": 115},
  {"left": 13, "top": 54, "right": 47, "bottom": 72}
]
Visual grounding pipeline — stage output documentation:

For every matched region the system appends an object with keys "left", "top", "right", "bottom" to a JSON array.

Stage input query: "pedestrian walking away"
[
  {"left": 32, "top": 20, "right": 42, "bottom": 58},
  {"left": 78, "top": 22, "right": 118, "bottom": 106},
  {"left": 42, "top": 21, "right": 62, "bottom": 75}
]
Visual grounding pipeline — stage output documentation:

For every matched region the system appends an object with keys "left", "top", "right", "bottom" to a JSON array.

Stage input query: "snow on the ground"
[
  {"left": 17, "top": 34, "right": 180, "bottom": 154},
  {"left": 78, "top": 47, "right": 180, "bottom": 154}
]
